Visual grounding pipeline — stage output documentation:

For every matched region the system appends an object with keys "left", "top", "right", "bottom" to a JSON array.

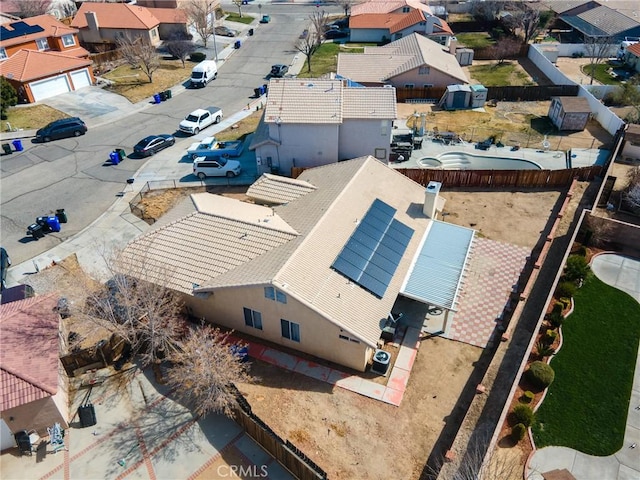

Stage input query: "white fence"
[{"left": 544, "top": 42, "right": 620, "bottom": 58}]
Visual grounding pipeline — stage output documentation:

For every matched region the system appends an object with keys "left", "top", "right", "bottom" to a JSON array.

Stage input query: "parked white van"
[
  {"left": 190, "top": 60, "right": 217, "bottom": 88},
  {"left": 193, "top": 156, "right": 242, "bottom": 179}
]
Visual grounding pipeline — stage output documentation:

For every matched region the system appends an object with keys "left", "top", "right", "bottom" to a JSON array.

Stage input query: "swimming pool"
[{"left": 419, "top": 151, "right": 544, "bottom": 170}]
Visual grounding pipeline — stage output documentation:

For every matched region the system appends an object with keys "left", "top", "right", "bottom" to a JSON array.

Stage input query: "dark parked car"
[
  {"left": 270, "top": 64, "right": 289, "bottom": 77},
  {"left": 1, "top": 247, "right": 10, "bottom": 291},
  {"left": 36, "top": 117, "right": 87, "bottom": 142},
  {"left": 324, "top": 29, "right": 349, "bottom": 39},
  {"left": 133, "top": 134, "right": 175, "bottom": 157},
  {"left": 215, "top": 26, "right": 236, "bottom": 37}
]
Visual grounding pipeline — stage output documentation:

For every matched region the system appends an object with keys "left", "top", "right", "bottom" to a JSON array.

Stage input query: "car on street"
[
  {"left": 324, "top": 29, "right": 349, "bottom": 39},
  {"left": 260, "top": 15, "right": 270, "bottom": 23},
  {"left": 270, "top": 64, "right": 289, "bottom": 77},
  {"left": 133, "top": 134, "right": 176, "bottom": 157},
  {"left": 215, "top": 26, "right": 237, "bottom": 37},
  {"left": 35, "top": 117, "right": 87, "bottom": 142}
]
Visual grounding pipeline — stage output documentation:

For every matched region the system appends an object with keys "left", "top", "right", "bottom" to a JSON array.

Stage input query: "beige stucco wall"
[
  {"left": 187, "top": 285, "right": 373, "bottom": 372},
  {"left": 79, "top": 27, "right": 160, "bottom": 46},
  {"left": 1, "top": 397, "right": 66, "bottom": 436},
  {"left": 338, "top": 118, "right": 392, "bottom": 161},
  {"left": 391, "top": 65, "right": 466, "bottom": 89},
  {"left": 268, "top": 123, "right": 340, "bottom": 172}
]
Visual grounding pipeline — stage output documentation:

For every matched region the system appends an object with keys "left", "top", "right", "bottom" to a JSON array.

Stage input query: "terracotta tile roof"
[
  {"left": 71, "top": 2, "right": 160, "bottom": 30},
  {"left": 433, "top": 17, "right": 453, "bottom": 35},
  {"left": 627, "top": 42, "right": 640, "bottom": 57},
  {"left": 351, "top": 0, "right": 432, "bottom": 16},
  {"left": 0, "top": 294, "right": 60, "bottom": 411},
  {"left": 0, "top": 14, "right": 79, "bottom": 48},
  {"left": 264, "top": 78, "right": 396, "bottom": 125},
  {"left": 337, "top": 33, "right": 468, "bottom": 85},
  {"left": 146, "top": 7, "right": 188, "bottom": 24},
  {"left": 349, "top": 11, "right": 424, "bottom": 33},
  {"left": 0, "top": 49, "right": 91, "bottom": 82},
  {"left": 554, "top": 96, "right": 591, "bottom": 113},
  {"left": 247, "top": 174, "right": 317, "bottom": 205}
]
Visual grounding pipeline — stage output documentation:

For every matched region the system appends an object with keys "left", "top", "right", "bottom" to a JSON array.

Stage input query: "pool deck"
[{"left": 390, "top": 128, "right": 609, "bottom": 171}]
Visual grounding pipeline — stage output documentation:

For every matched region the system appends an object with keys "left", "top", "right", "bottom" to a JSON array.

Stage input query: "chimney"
[
  {"left": 86, "top": 11, "right": 99, "bottom": 31},
  {"left": 423, "top": 181, "right": 442, "bottom": 219},
  {"left": 448, "top": 36, "right": 458, "bottom": 55}
]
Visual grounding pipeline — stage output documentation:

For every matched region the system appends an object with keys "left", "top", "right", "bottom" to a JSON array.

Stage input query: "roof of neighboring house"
[
  {"left": 350, "top": 10, "right": 426, "bottom": 34},
  {"left": 263, "top": 78, "right": 397, "bottom": 124},
  {"left": 562, "top": 5, "right": 640, "bottom": 37},
  {"left": 337, "top": 33, "right": 468, "bottom": 84},
  {"left": 627, "top": 42, "right": 640, "bottom": 57},
  {"left": 146, "top": 7, "right": 188, "bottom": 24},
  {"left": 0, "top": 14, "right": 80, "bottom": 49},
  {"left": 121, "top": 157, "right": 433, "bottom": 347},
  {"left": 351, "top": 0, "right": 432, "bottom": 16},
  {"left": 247, "top": 174, "right": 317, "bottom": 205},
  {"left": 553, "top": 96, "right": 591, "bottom": 112},
  {"left": 0, "top": 49, "right": 91, "bottom": 82},
  {"left": 543, "top": 0, "right": 595, "bottom": 14},
  {"left": 0, "top": 294, "right": 60, "bottom": 412},
  {"left": 71, "top": 2, "right": 161, "bottom": 30}
]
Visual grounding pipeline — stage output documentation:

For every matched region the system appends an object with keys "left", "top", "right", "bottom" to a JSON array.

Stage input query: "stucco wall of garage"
[
  {"left": 350, "top": 28, "right": 389, "bottom": 43},
  {"left": 268, "top": 123, "right": 339, "bottom": 172},
  {"left": 338, "top": 118, "right": 392, "bottom": 162},
  {"left": 78, "top": 27, "right": 160, "bottom": 46},
  {"left": 18, "top": 67, "right": 95, "bottom": 103},
  {"left": 390, "top": 66, "right": 467, "bottom": 88}
]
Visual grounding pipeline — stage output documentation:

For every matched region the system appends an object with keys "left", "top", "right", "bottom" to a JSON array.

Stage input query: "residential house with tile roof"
[
  {"left": 557, "top": 4, "right": 640, "bottom": 42},
  {"left": 0, "top": 15, "right": 93, "bottom": 103},
  {"left": 348, "top": 0, "right": 453, "bottom": 45},
  {"left": 249, "top": 78, "right": 397, "bottom": 174},
  {"left": 337, "top": 33, "right": 468, "bottom": 89},
  {"left": 0, "top": 295, "right": 69, "bottom": 451},
  {"left": 70, "top": 2, "right": 187, "bottom": 48},
  {"left": 622, "top": 41, "right": 640, "bottom": 74},
  {"left": 120, "top": 157, "right": 475, "bottom": 372}
]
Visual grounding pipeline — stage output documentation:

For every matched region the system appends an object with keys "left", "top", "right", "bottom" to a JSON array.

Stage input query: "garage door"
[
  {"left": 29, "top": 74, "right": 71, "bottom": 102},
  {"left": 70, "top": 69, "right": 91, "bottom": 90}
]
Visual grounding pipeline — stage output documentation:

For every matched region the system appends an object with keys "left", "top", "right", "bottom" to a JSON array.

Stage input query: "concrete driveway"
[{"left": 0, "top": 367, "right": 294, "bottom": 480}]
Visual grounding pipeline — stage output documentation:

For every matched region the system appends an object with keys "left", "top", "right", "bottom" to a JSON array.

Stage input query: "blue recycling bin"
[
  {"left": 12, "top": 139, "right": 23, "bottom": 152},
  {"left": 110, "top": 151, "right": 120, "bottom": 165},
  {"left": 234, "top": 40, "right": 241, "bottom": 49},
  {"left": 153, "top": 93, "right": 161, "bottom": 104},
  {"left": 46, "top": 215, "right": 61, "bottom": 232}
]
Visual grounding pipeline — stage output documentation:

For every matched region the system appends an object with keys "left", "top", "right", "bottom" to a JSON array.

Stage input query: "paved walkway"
[{"left": 527, "top": 253, "right": 640, "bottom": 480}]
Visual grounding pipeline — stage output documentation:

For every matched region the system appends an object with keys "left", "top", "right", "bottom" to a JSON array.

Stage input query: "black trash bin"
[
  {"left": 27, "top": 223, "right": 45, "bottom": 239},
  {"left": 78, "top": 403, "right": 97, "bottom": 428},
  {"left": 165, "top": 89, "right": 172, "bottom": 99},
  {"left": 248, "top": 28, "right": 254, "bottom": 36},
  {"left": 263, "top": 83, "right": 268, "bottom": 95},
  {"left": 2, "top": 143, "right": 12, "bottom": 155},
  {"left": 36, "top": 216, "right": 52, "bottom": 232},
  {"left": 56, "top": 209, "right": 68, "bottom": 223},
  {"left": 159, "top": 91, "right": 167, "bottom": 101}
]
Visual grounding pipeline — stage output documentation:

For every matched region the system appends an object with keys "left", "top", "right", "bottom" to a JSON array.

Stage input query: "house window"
[
  {"left": 36, "top": 38, "right": 50, "bottom": 51},
  {"left": 152, "top": 29, "right": 158, "bottom": 38},
  {"left": 339, "top": 334, "right": 360, "bottom": 344},
  {"left": 0, "top": 48, "right": 7, "bottom": 60},
  {"left": 418, "top": 66, "right": 430, "bottom": 75},
  {"left": 281, "top": 319, "right": 300, "bottom": 342},
  {"left": 423, "top": 84, "right": 434, "bottom": 88},
  {"left": 402, "top": 6, "right": 410, "bottom": 12},
  {"left": 243, "top": 307, "right": 263, "bottom": 330},
  {"left": 264, "top": 286, "right": 287, "bottom": 304},
  {"left": 276, "top": 291, "right": 287, "bottom": 304},
  {"left": 61, "top": 34, "right": 76, "bottom": 47},
  {"left": 404, "top": 84, "right": 415, "bottom": 89}
]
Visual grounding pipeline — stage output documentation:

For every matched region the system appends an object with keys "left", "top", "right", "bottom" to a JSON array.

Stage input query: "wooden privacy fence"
[
  {"left": 395, "top": 165, "right": 604, "bottom": 188},
  {"left": 395, "top": 86, "right": 447, "bottom": 103},
  {"left": 231, "top": 387, "right": 327, "bottom": 480},
  {"left": 486, "top": 84, "right": 579, "bottom": 101},
  {"left": 60, "top": 333, "right": 127, "bottom": 377}
]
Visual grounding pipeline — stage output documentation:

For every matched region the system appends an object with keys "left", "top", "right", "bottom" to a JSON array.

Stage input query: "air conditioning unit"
[{"left": 371, "top": 349, "right": 391, "bottom": 376}]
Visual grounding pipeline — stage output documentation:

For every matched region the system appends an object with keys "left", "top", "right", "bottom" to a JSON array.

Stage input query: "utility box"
[{"left": 470, "top": 84, "right": 488, "bottom": 108}]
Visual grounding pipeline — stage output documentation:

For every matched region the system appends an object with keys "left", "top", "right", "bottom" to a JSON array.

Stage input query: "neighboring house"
[
  {"left": 249, "top": 78, "right": 397, "bottom": 174},
  {"left": 336, "top": 33, "right": 468, "bottom": 89},
  {"left": 0, "top": 15, "right": 93, "bottom": 103},
  {"left": 621, "top": 123, "right": 640, "bottom": 162},
  {"left": 558, "top": 5, "right": 640, "bottom": 43},
  {"left": 543, "top": 0, "right": 600, "bottom": 17},
  {"left": 0, "top": 295, "right": 69, "bottom": 451},
  {"left": 120, "top": 157, "right": 475, "bottom": 372},
  {"left": 623, "top": 42, "right": 640, "bottom": 74},
  {"left": 70, "top": 2, "right": 187, "bottom": 48},
  {"left": 548, "top": 96, "right": 592, "bottom": 131},
  {"left": 349, "top": 0, "right": 453, "bottom": 45}
]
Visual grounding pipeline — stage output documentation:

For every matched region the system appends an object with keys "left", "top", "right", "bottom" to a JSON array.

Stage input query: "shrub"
[
  {"left": 559, "top": 297, "right": 571, "bottom": 309},
  {"left": 576, "top": 245, "right": 588, "bottom": 257},
  {"left": 552, "top": 302, "right": 563, "bottom": 315},
  {"left": 556, "top": 281, "right": 577, "bottom": 299},
  {"left": 189, "top": 51, "right": 206, "bottom": 62},
  {"left": 548, "top": 311, "right": 564, "bottom": 329},
  {"left": 512, "top": 423, "right": 527, "bottom": 441},
  {"left": 564, "top": 255, "right": 590, "bottom": 283},
  {"left": 526, "top": 361, "right": 555, "bottom": 390},
  {"left": 544, "top": 329, "right": 558, "bottom": 343},
  {"left": 520, "top": 390, "right": 535, "bottom": 403},
  {"left": 536, "top": 341, "right": 555, "bottom": 358},
  {"left": 513, "top": 404, "right": 535, "bottom": 427}
]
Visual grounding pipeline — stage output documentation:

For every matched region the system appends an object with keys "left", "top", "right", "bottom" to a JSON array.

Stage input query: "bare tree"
[
  {"left": 521, "top": 7, "right": 553, "bottom": 44},
  {"left": 584, "top": 34, "right": 615, "bottom": 85},
  {"left": 471, "top": 0, "right": 504, "bottom": 22},
  {"left": 331, "top": 0, "right": 354, "bottom": 17},
  {"left": 295, "top": 10, "right": 328, "bottom": 74},
  {"left": 232, "top": 0, "right": 244, "bottom": 17},
  {"left": 612, "top": 76, "right": 640, "bottom": 123},
  {"left": 494, "top": 37, "right": 522, "bottom": 64},
  {"left": 583, "top": 214, "right": 613, "bottom": 247},
  {"left": 13, "top": 0, "right": 51, "bottom": 18},
  {"left": 166, "top": 324, "right": 253, "bottom": 418},
  {"left": 623, "top": 167, "right": 640, "bottom": 209},
  {"left": 185, "top": 0, "right": 216, "bottom": 48},
  {"left": 116, "top": 35, "right": 161, "bottom": 83},
  {"left": 55, "top": 0, "right": 77, "bottom": 20},
  {"left": 164, "top": 32, "right": 196, "bottom": 68}
]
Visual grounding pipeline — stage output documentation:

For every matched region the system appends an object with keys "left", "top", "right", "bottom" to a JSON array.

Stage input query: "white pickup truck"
[{"left": 179, "top": 106, "right": 223, "bottom": 135}]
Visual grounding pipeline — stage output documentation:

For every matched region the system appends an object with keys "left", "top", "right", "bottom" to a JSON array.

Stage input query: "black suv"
[{"left": 36, "top": 117, "right": 87, "bottom": 142}]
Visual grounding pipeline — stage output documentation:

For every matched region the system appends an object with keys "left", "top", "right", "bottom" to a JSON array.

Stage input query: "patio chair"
[
  {"left": 14, "top": 430, "right": 33, "bottom": 456},
  {"left": 47, "top": 423, "right": 66, "bottom": 453}
]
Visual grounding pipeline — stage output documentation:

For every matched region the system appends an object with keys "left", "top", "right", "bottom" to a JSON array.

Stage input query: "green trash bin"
[
  {"left": 116, "top": 148, "right": 126, "bottom": 161},
  {"left": 2, "top": 143, "right": 12, "bottom": 155},
  {"left": 165, "top": 89, "right": 172, "bottom": 99}
]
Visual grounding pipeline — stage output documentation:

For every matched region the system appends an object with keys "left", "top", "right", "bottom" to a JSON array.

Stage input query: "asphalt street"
[{"left": 0, "top": 3, "right": 340, "bottom": 265}]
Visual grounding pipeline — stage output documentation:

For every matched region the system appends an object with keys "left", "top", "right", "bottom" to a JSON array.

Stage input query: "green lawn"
[
  {"left": 580, "top": 63, "right": 625, "bottom": 85},
  {"left": 468, "top": 62, "right": 534, "bottom": 86},
  {"left": 532, "top": 276, "right": 640, "bottom": 455},
  {"left": 302, "top": 43, "right": 364, "bottom": 78},
  {"left": 455, "top": 32, "right": 495, "bottom": 49},
  {"left": 224, "top": 12, "right": 254, "bottom": 24}
]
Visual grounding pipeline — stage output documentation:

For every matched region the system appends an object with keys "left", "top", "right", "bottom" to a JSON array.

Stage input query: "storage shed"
[
  {"left": 548, "top": 96, "right": 591, "bottom": 131},
  {"left": 456, "top": 48, "right": 474, "bottom": 66},
  {"left": 440, "top": 84, "right": 471, "bottom": 110}
]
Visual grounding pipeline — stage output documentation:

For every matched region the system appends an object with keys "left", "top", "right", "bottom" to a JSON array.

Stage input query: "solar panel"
[
  {"left": 332, "top": 199, "right": 414, "bottom": 298},
  {"left": 0, "top": 22, "right": 45, "bottom": 41}
]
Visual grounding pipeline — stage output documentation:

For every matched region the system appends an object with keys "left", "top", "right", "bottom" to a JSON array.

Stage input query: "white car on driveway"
[{"left": 193, "top": 156, "right": 242, "bottom": 179}]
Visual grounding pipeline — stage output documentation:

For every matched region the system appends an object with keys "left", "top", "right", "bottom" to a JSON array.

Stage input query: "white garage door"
[
  {"left": 29, "top": 74, "right": 71, "bottom": 102},
  {"left": 0, "top": 419, "right": 15, "bottom": 451},
  {"left": 70, "top": 69, "right": 91, "bottom": 90}
]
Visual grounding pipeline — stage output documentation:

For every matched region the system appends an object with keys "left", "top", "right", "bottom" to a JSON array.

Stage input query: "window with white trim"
[
  {"left": 36, "top": 38, "right": 50, "bottom": 51},
  {"left": 62, "top": 34, "right": 76, "bottom": 47},
  {"left": 281, "top": 319, "right": 300, "bottom": 342},
  {"left": 243, "top": 307, "right": 263, "bottom": 330},
  {"left": 264, "top": 286, "right": 287, "bottom": 304},
  {"left": 418, "top": 66, "right": 430, "bottom": 75},
  {"left": 402, "top": 7, "right": 410, "bottom": 12},
  {"left": 0, "top": 48, "right": 7, "bottom": 60}
]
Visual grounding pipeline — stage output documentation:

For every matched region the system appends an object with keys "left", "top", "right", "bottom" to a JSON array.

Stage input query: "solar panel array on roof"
[
  {"left": 332, "top": 199, "right": 414, "bottom": 298},
  {"left": 1, "top": 21, "right": 45, "bottom": 40}
]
